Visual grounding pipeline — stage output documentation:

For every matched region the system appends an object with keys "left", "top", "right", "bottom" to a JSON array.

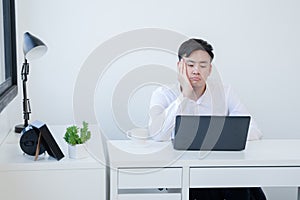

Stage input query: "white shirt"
[{"left": 148, "top": 82, "right": 262, "bottom": 141}]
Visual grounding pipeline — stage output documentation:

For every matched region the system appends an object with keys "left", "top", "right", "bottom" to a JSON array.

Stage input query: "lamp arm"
[
  {"left": 21, "top": 59, "right": 31, "bottom": 127},
  {"left": 21, "top": 59, "right": 29, "bottom": 81}
]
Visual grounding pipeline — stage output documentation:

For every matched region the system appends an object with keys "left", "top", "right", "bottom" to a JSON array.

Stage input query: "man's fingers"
[{"left": 178, "top": 60, "right": 184, "bottom": 75}]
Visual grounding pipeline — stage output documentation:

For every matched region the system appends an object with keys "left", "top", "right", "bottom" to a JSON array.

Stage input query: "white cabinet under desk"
[
  {"left": 0, "top": 125, "right": 106, "bottom": 200},
  {"left": 108, "top": 140, "right": 184, "bottom": 200},
  {"left": 108, "top": 139, "right": 300, "bottom": 200},
  {"left": 117, "top": 167, "right": 182, "bottom": 200}
]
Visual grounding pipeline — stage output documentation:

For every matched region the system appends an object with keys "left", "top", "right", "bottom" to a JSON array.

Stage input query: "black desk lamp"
[{"left": 15, "top": 32, "right": 47, "bottom": 133}]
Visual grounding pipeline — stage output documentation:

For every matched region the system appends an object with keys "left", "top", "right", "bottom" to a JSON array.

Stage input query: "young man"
[
  {"left": 148, "top": 38, "right": 266, "bottom": 200},
  {"left": 148, "top": 38, "right": 262, "bottom": 141}
]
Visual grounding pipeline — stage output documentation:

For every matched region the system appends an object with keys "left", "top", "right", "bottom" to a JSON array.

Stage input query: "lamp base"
[{"left": 15, "top": 124, "right": 27, "bottom": 133}]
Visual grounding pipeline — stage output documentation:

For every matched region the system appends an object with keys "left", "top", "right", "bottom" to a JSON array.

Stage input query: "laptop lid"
[{"left": 173, "top": 115, "right": 250, "bottom": 151}]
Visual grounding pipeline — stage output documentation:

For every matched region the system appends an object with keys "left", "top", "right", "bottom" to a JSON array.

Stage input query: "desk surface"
[
  {"left": 107, "top": 139, "right": 300, "bottom": 168},
  {"left": 0, "top": 125, "right": 106, "bottom": 171},
  {"left": 108, "top": 139, "right": 300, "bottom": 200}
]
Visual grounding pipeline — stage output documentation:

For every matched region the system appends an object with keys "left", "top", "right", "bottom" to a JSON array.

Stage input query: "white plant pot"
[{"left": 68, "top": 144, "right": 88, "bottom": 159}]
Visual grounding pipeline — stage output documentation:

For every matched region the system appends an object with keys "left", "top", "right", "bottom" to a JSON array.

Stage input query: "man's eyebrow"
[{"left": 185, "top": 58, "right": 209, "bottom": 63}]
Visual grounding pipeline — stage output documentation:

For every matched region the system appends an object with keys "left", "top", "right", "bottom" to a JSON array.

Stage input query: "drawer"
[
  {"left": 190, "top": 167, "right": 300, "bottom": 188},
  {"left": 118, "top": 193, "right": 181, "bottom": 200},
  {"left": 118, "top": 168, "right": 182, "bottom": 189}
]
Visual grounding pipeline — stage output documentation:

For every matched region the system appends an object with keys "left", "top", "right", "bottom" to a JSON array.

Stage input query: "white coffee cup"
[{"left": 126, "top": 128, "right": 149, "bottom": 143}]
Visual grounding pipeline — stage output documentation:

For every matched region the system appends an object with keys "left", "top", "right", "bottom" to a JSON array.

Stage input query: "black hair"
[{"left": 178, "top": 38, "right": 214, "bottom": 62}]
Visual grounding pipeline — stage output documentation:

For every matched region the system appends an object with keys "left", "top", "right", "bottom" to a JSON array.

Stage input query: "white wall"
[
  {"left": 16, "top": 0, "right": 300, "bottom": 140},
  {"left": 0, "top": 101, "right": 19, "bottom": 142}
]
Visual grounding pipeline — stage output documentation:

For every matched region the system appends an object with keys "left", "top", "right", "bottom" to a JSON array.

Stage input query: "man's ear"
[{"left": 208, "top": 64, "right": 212, "bottom": 75}]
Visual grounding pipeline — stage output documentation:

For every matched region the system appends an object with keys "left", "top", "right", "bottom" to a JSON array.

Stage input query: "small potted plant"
[{"left": 64, "top": 121, "right": 91, "bottom": 159}]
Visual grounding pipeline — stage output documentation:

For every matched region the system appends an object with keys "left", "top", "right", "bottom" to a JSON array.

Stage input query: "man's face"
[{"left": 183, "top": 50, "right": 212, "bottom": 89}]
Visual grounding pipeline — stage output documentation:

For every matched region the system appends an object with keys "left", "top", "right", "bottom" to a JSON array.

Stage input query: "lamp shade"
[{"left": 23, "top": 32, "right": 48, "bottom": 60}]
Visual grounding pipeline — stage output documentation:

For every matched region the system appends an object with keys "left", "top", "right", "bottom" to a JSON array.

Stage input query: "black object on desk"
[{"left": 20, "top": 120, "right": 64, "bottom": 161}]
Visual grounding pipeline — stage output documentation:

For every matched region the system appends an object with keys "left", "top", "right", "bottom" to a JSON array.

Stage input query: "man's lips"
[{"left": 190, "top": 77, "right": 201, "bottom": 81}]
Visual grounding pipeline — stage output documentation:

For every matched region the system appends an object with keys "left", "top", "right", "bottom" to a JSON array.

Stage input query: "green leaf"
[
  {"left": 64, "top": 125, "right": 80, "bottom": 145},
  {"left": 80, "top": 121, "right": 91, "bottom": 143},
  {"left": 64, "top": 121, "right": 91, "bottom": 145}
]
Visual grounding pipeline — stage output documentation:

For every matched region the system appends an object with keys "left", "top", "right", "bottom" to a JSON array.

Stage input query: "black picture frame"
[
  {"left": 0, "top": 0, "right": 17, "bottom": 113},
  {"left": 20, "top": 120, "right": 65, "bottom": 161},
  {"left": 31, "top": 120, "right": 65, "bottom": 161}
]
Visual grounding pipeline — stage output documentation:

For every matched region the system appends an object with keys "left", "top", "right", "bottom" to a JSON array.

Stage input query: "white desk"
[
  {"left": 0, "top": 125, "right": 106, "bottom": 200},
  {"left": 107, "top": 139, "right": 300, "bottom": 200}
]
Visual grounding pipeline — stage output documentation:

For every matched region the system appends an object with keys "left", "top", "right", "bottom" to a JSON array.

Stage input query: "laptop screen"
[{"left": 173, "top": 115, "right": 250, "bottom": 151}]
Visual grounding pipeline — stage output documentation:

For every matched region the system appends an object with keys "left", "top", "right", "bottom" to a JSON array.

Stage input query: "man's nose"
[{"left": 192, "top": 66, "right": 201, "bottom": 74}]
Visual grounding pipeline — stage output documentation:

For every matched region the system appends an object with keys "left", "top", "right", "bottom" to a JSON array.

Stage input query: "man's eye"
[{"left": 187, "top": 63, "right": 194, "bottom": 67}]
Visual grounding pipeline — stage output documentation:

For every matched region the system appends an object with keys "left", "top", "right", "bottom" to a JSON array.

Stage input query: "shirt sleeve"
[
  {"left": 148, "top": 87, "right": 198, "bottom": 141},
  {"left": 226, "top": 86, "right": 263, "bottom": 140}
]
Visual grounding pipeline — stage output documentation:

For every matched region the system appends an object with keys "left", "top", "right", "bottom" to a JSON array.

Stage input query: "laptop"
[{"left": 173, "top": 115, "right": 250, "bottom": 151}]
